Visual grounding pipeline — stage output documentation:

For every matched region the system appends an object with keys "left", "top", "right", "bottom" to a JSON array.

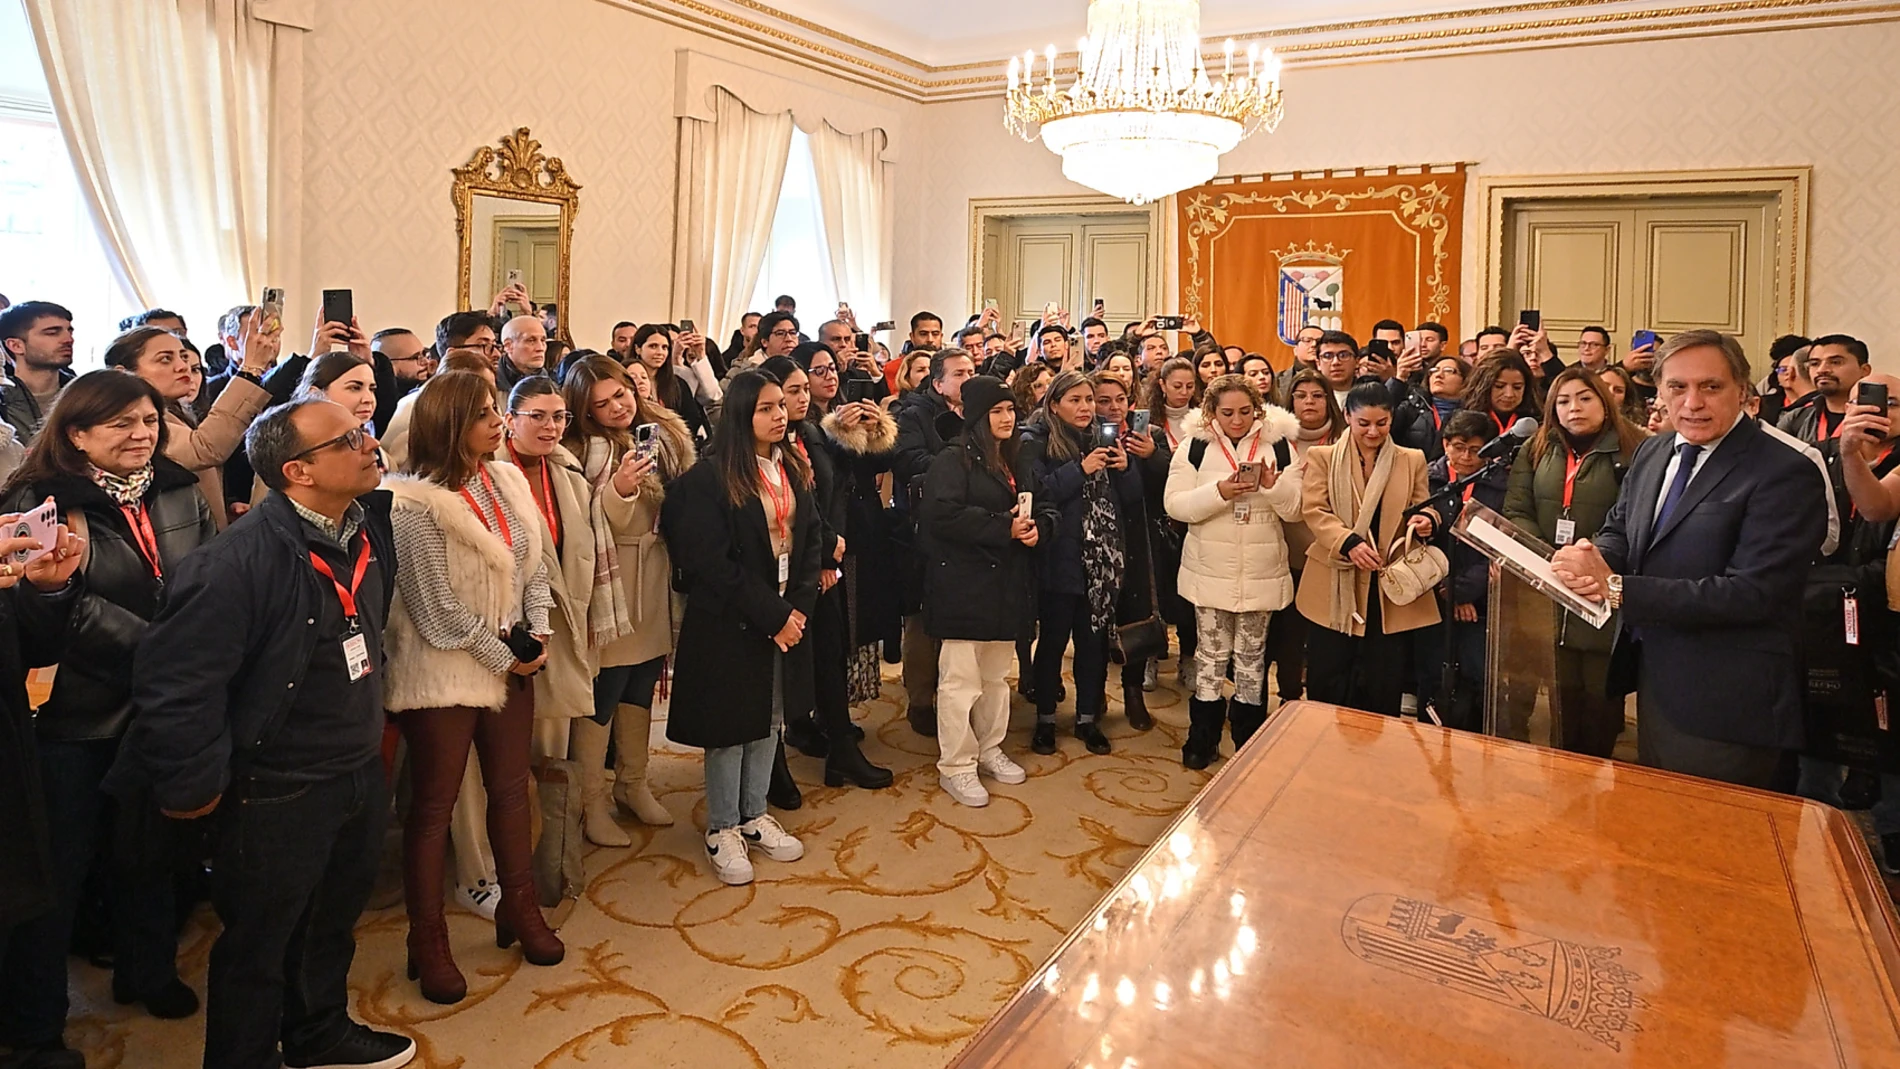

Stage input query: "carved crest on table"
[{"left": 1341, "top": 893, "right": 1646, "bottom": 1051}]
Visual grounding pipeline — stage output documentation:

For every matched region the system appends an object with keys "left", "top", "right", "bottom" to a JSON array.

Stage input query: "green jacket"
[{"left": 1503, "top": 426, "right": 1640, "bottom": 653}]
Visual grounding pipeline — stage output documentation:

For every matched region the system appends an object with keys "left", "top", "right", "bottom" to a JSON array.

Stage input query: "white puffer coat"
[{"left": 1163, "top": 405, "right": 1304, "bottom": 614}]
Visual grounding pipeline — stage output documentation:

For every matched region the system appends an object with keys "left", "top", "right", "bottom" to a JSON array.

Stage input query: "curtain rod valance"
[{"left": 673, "top": 49, "right": 900, "bottom": 163}]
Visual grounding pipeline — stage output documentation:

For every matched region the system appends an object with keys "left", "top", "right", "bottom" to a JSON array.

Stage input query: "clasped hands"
[{"left": 1551, "top": 538, "right": 1614, "bottom": 602}]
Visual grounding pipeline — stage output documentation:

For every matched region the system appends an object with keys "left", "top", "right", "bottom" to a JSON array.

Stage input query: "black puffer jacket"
[
  {"left": 0, "top": 579, "right": 79, "bottom": 927},
  {"left": 920, "top": 438, "right": 1051, "bottom": 642},
  {"left": 1, "top": 459, "right": 214, "bottom": 742}
]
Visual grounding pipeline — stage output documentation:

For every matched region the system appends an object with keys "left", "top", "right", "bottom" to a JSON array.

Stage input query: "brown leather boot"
[
  {"left": 405, "top": 922, "right": 467, "bottom": 1005},
  {"left": 488, "top": 759, "right": 566, "bottom": 967}
]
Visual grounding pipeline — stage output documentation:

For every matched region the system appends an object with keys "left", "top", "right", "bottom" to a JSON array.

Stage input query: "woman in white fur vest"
[
  {"left": 560, "top": 356, "right": 696, "bottom": 844},
  {"left": 382, "top": 371, "right": 564, "bottom": 1006},
  {"left": 1163, "top": 375, "right": 1303, "bottom": 770}
]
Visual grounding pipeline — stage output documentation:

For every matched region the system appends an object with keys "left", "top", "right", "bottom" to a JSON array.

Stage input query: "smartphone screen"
[
  {"left": 1097, "top": 421, "right": 1120, "bottom": 450},
  {"left": 1518, "top": 309, "right": 1541, "bottom": 331},
  {"left": 1236, "top": 461, "right": 1263, "bottom": 491}
]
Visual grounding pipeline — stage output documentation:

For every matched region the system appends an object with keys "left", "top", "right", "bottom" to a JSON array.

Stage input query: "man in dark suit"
[{"left": 1552, "top": 330, "right": 1827, "bottom": 788}]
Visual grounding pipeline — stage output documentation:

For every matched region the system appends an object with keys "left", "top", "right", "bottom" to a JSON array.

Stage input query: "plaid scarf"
[
  {"left": 89, "top": 464, "right": 153, "bottom": 506},
  {"left": 578, "top": 437, "right": 638, "bottom": 647}
]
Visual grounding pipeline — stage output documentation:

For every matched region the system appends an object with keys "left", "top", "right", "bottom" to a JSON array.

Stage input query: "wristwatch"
[{"left": 1605, "top": 574, "right": 1624, "bottom": 610}]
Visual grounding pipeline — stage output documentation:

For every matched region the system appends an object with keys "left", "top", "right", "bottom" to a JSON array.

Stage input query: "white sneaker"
[
  {"left": 1401, "top": 692, "right": 1419, "bottom": 715},
  {"left": 455, "top": 880, "right": 499, "bottom": 920},
  {"left": 1142, "top": 660, "right": 1159, "bottom": 692},
  {"left": 940, "top": 771, "right": 990, "bottom": 807},
  {"left": 738, "top": 814, "right": 805, "bottom": 862},
  {"left": 705, "top": 827, "right": 755, "bottom": 885},
  {"left": 977, "top": 751, "right": 1027, "bottom": 785}
]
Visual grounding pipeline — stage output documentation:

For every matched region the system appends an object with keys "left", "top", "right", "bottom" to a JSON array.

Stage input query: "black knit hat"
[{"left": 960, "top": 375, "right": 1013, "bottom": 429}]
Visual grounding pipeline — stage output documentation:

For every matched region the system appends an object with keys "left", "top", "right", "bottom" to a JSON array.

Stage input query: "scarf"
[
  {"left": 578, "top": 437, "right": 639, "bottom": 648},
  {"left": 1070, "top": 426, "right": 1124, "bottom": 632},
  {"left": 1320, "top": 438, "right": 1394, "bottom": 635},
  {"left": 90, "top": 463, "right": 153, "bottom": 506},
  {"left": 1429, "top": 396, "right": 1460, "bottom": 426}
]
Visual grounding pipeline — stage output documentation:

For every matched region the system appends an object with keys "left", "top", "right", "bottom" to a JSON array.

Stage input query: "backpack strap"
[
  {"left": 1272, "top": 439, "right": 1292, "bottom": 471},
  {"left": 1187, "top": 438, "right": 1208, "bottom": 470}
]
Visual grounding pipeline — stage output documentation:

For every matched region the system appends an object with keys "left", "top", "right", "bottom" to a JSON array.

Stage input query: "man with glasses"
[
  {"left": 1569, "top": 326, "right": 1614, "bottom": 375},
  {"left": 374, "top": 327, "right": 435, "bottom": 395},
  {"left": 434, "top": 311, "right": 499, "bottom": 371},
  {"left": 1315, "top": 330, "right": 1360, "bottom": 407},
  {"left": 106, "top": 398, "right": 415, "bottom": 1069}
]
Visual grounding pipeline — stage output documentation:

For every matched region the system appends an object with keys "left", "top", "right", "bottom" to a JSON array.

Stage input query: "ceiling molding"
[{"left": 595, "top": 0, "right": 1900, "bottom": 103}]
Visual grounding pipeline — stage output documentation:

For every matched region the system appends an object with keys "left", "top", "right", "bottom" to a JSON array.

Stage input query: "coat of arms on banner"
[{"left": 1276, "top": 242, "right": 1351, "bottom": 346}]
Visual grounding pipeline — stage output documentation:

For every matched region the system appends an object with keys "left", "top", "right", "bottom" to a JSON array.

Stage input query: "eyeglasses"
[
  {"left": 1316, "top": 352, "right": 1356, "bottom": 363},
  {"left": 510, "top": 410, "right": 570, "bottom": 426},
  {"left": 768, "top": 328, "right": 799, "bottom": 339},
  {"left": 291, "top": 426, "right": 367, "bottom": 461},
  {"left": 807, "top": 365, "right": 838, "bottom": 377}
]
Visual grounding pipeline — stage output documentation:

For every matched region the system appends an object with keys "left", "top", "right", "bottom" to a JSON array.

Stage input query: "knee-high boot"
[
  {"left": 1183, "top": 697, "right": 1227, "bottom": 770},
  {"left": 568, "top": 718, "right": 631, "bottom": 847},
  {"left": 610, "top": 703, "right": 674, "bottom": 826},
  {"left": 1228, "top": 701, "right": 1268, "bottom": 750},
  {"left": 486, "top": 769, "right": 565, "bottom": 968}
]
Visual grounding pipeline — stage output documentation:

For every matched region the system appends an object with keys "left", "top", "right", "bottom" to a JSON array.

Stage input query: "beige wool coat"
[
  {"left": 593, "top": 409, "right": 695, "bottom": 670},
  {"left": 1293, "top": 441, "right": 1441, "bottom": 636},
  {"left": 165, "top": 375, "right": 269, "bottom": 528},
  {"left": 525, "top": 445, "right": 599, "bottom": 720}
]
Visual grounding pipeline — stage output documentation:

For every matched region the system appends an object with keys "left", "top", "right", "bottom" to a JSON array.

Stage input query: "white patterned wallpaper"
[
  {"left": 299, "top": 0, "right": 917, "bottom": 348},
  {"left": 894, "top": 21, "right": 1900, "bottom": 363}
]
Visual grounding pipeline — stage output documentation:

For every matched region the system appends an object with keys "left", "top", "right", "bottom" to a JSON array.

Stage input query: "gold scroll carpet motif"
[{"left": 62, "top": 665, "right": 1209, "bottom": 1068}]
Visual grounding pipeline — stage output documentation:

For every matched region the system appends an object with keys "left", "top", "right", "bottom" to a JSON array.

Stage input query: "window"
[
  {"left": 0, "top": 0, "right": 137, "bottom": 368},
  {"left": 748, "top": 127, "right": 837, "bottom": 329}
]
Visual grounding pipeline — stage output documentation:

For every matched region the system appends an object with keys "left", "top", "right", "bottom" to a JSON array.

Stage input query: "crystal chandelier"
[{"left": 1005, "top": 0, "right": 1284, "bottom": 206}]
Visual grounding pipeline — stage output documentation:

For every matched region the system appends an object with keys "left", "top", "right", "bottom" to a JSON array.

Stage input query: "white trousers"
[{"left": 935, "top": 640, "right": 1013, "bottom": 777}]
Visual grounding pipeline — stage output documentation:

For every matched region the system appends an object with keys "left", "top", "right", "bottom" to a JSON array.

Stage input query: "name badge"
[
  {"left": 777, "top": 553, "right": 790, "bottom": 584},
  {"left": 1845, "top": 591, "right": 1861, "bottom": 646},
  {"left": 1554, "top": 518, "right": 1577, "bottom": 546},
  {"left": 343, "top": 630, "right": 372, "bottom": 682},
  {"left": 1233, "top": 501, "right": 1253, "bottom": 525}
]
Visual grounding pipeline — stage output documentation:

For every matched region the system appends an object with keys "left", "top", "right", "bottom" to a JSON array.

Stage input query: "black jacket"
[
  {"left": 892, "top": 388, "right": 955, "bottom": 492},
  {"left": 1594, "top": 418, "right": 1827, "bottom": 749},
  {"left": 1427, "top": 456, "right": 1509, "bottom": 609},
  {"left": 920, "top": 440, "right": 1051, "bottom": 641},
  {"left": 660, "top": 456, "right": 823, "bottom": 750},
  {"left": 792, "top": 420, "right": 846, "bottom": 564},
  {"left": 0, "top": 579, "right": 79, "bottom": 927},
  {"left": 1018, "top": 419, "right": 1146, "bottom": 599},
  {"left": 2, "top": 460, "right": 214, "bottom": 742},
  {"left": 103, "top": 491, "right": 398, "bottom": 812},
  {"left": 0, "top": 366, "right": 76, "bottom": 443},
  {"left": 1392, "top": 383, "right": 1459, "bottom": 460}
]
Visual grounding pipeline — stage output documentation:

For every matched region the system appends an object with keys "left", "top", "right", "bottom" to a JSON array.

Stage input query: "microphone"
[{"left": 1479, "top": 417, "right": 1538, "bottom": 459}]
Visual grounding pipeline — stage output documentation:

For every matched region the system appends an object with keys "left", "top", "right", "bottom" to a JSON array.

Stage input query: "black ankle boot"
[
  {"left": 1123, "top": 680, "right": 1154, "bottom": 731},
  {"left": 906, "top": 704, "right": 937, "bottom": 737},
  {"left": 768, "top": 739, "right": 803, "bottom": 810},
  {"left": 783, "top": 715, "right": 828, "bottom": 758},
  {"left": 1228, "top": 701, "right": 1267, "bottom": 750},
  {"left": 1182, "top": 697, "right": 1227, "bottom": 770},
  {"left": 1031, "top": 721, "right": 1058, "bottom": 754},
  {"left": 823, "top": 737, "right": 894, "bottom": 789},
  {"left": 1075, "top": 721, "right": 1111, "bottom": 755}
]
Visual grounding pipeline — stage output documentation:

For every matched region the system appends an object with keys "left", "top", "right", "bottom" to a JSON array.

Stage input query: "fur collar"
[
  {"left": 819, "top": 404, "right": 898, "bottom": 455},
  {"left": 381, "top": 460, "right": 546, "bottom": 581},
  {"left": 1192, "top": 404, "right": 1299, "bottom": 446}
]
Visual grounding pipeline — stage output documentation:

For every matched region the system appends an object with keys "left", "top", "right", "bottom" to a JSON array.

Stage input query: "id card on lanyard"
[
  {"left": 310, "top": 533, "right": 375, "bottom": 681},
  {"left": 1554, "top": 450, "right": 1583, "bottom": 546},
  {"left": 1215, "top": 432, "right": 1262, "bottom": 524},
  {"left": 761, "top": 460, "right": 793, "bottom": 589}
]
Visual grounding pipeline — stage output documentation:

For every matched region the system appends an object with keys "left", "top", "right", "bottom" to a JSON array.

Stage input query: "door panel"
[
  {"left": 1083, "top": 230, "right": 1148, "bottom": 326},
  {"left": 1012, "top": 234, "right": 1074, "bottom": 325},
  {"left": 1505, "top": 195, "right": 1776, "bottom": 361},
  {"left": 981, "top": 213, "right": 1153, "bottom": 336}
]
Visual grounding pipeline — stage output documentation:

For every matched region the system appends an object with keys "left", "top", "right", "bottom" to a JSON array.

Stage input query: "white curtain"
[
  {"left": 24, "top": 0, "right": 275, "bottom": 330},
  {"left": 808, "top": 122, "right": 893, "bottom": 329},
  {"left": 672, "top": 88, "right": 794, "bottom": 343}
]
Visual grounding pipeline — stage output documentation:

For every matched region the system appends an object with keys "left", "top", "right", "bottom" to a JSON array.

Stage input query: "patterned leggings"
[{"left": 1193, "top": 606, "right": 1271, "bottom": 705}]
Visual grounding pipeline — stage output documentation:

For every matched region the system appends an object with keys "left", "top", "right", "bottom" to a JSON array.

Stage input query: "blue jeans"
[{"left": 705, "top": 730, "right": 776, "bottom": 832}]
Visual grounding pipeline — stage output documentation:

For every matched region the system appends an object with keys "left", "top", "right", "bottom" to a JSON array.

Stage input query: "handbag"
[
  {"left": 1379, "top": 530, "right": 1449, "bottom": 607},
  {"left": 1111, "top": 528, "right": 1169, "bottom": 666}
]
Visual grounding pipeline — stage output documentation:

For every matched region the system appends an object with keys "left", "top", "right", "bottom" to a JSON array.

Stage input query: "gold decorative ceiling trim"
[{"left": 595, "top": 0, "right": 1900, "bottom": 102}]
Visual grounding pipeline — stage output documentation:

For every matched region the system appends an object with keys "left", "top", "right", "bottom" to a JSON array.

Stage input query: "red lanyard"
[
  {"left": 308, "top": 532, "right": 372, "bottom": 623},
  {"left": 1818, "top": 409, "right": 1846, "bottom": 442},
  {"left": 1491, "top": 411, "right": 1510, "bottom": 436},
  {"left": 760, "top": 460, "right": 793, "bottom": 544},
  {"left": 1164, "top": 423, "right": 1180, "bottom": 450},
  {"left": 120, "top": 503, "right": 162, "bottom": 579},
  {"left": 791, "top": 435, "right": 810, "bottom": 466},
  {"left": 1213, "top": 430, "right": 1263, "bottom": 472},
  {"left": 507, "top": 444, "right": 560, "bottom": 544},
  {"left": 1429, "top": 405, "right": 1444, "bottom": 433},
  {"left": 1562, "top": 449, "right": 1583, "bottom": 511},
  {"left": 458, "top": 467, "right": 513, "bottom": 549},
  {"left": 1003, "top": 467, "right": 1017, "bottom": 494}
]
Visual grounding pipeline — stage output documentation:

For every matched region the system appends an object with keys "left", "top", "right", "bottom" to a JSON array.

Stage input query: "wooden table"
[{"left": 948, "top": 701, "right": 1900, "bottom": 1068}]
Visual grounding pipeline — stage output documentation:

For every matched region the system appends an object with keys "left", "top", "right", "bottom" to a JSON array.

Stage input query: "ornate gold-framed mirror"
[{"left": 452, "top": 128, "right": 580, "bottom": 339}]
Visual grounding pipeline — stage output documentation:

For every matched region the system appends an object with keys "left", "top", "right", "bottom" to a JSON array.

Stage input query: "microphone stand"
[{"left": 1408, "top": 437, "right": 1527, "bottom": 730}]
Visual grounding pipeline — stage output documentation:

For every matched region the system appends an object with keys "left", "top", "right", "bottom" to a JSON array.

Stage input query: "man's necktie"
[{"left": 1652, "top": 441, "right": 1704, "bottom": 535}]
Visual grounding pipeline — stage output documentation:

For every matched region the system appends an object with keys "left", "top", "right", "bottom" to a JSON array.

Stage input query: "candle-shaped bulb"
[{"left": 1008, "top": 55, "right": 1020, "bottom": 89}]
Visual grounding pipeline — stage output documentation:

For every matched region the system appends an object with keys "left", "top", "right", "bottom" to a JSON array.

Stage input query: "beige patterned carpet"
[{"left": 62, "top": 663, "right": 1212, "bottom": 1069}]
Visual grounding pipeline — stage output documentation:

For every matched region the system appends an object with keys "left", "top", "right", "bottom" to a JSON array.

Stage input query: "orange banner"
[{"left": 1178, "top": 166, "right": 1466, "bottom": 367}]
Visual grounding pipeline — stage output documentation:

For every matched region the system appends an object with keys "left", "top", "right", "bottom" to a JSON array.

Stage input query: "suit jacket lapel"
[
  {"left": 1626, "top": 439, "right": 1667, "bottom": 566},
  {"left": 1651, "top": 418, "right": 1753, "bottom": 548}
]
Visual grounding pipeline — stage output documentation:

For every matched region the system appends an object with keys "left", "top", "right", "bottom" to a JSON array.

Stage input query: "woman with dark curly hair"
[{"left": 1460, "top": 350, "right": 1539, "bottom": 436}]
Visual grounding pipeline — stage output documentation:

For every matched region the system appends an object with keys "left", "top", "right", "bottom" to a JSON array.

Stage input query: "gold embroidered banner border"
[{"left": 1179, "top": 165, "right": 1467, "bottom": 364}]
